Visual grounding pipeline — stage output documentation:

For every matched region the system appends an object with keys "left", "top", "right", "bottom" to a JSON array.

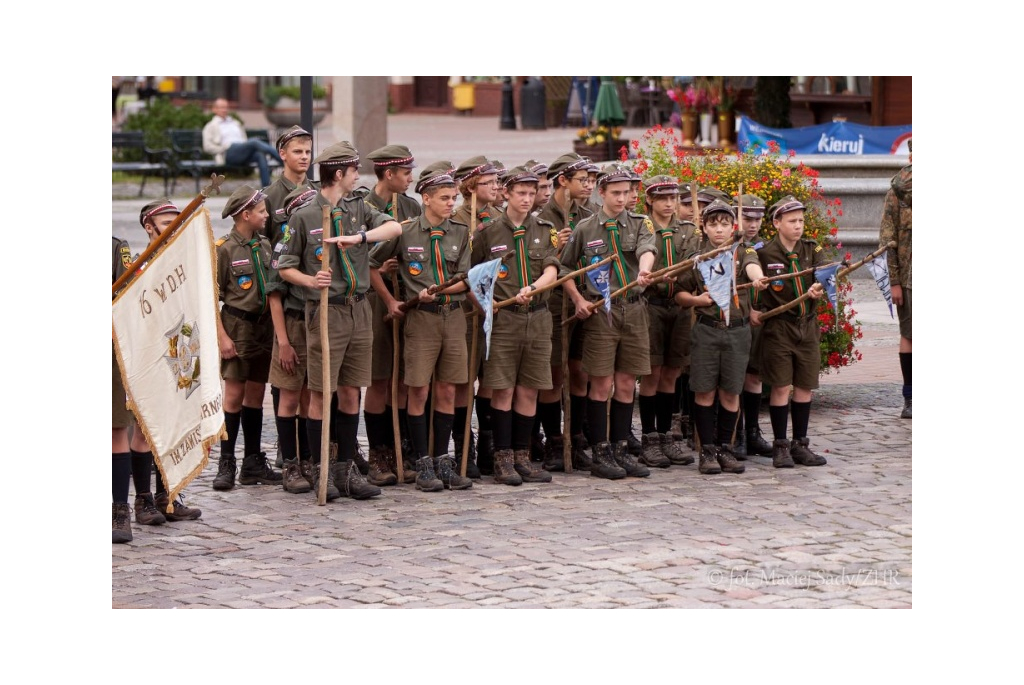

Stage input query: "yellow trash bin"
[{"left": 452, "top": 83, "right": 475, "bottom": 111}]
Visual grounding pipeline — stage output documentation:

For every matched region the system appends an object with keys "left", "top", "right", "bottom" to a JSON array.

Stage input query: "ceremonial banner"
[
  {"left": 864, "top": 253, "right": 894, "bottom": 317},
  {"left": 814, "top": 263, "right": 841, "bottom": 313},
  {"left": 585, "top": 261, "right": 612, "bottom": 325},
  {"left": 112, "top": 207, "right": 223, "bottom": 506},
  {"left": 697, "top": 250, "right": 735, "bottom": 325},
  {"left": 468, "top": 258, "right": 502, "bottom": 360},
  {"left": 738, "top": 118, "right": 912, "bottom": 155}
]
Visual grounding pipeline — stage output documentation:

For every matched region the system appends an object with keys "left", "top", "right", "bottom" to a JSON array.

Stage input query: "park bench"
[
  {"left": 111, "top": 131, "right": 173, "bottom": 197},
  {"left": 168, "top": 128, "right": 282, "bottom": 194}
]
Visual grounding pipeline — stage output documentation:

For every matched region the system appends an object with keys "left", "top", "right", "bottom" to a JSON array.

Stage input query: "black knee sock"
[
  {"left": 407, "top": 413, "right": 429, "bottom": 459},
  {"left": 453, "top": 404, "right": 468, "bottom": 440},
  {"left": 717, "top": 407, "right": 739, "bottom": 446},
  {"left": 638, "top": 393, "right": 656, "bottom": 434},
  {"left": 743, "top": 391, "right": 762, "bottom": 432},
  {"left": 790, "top": 401, "right": 811, "bottom": 440},
  {"left": 363, "top": 410, "right": 388, "bottom": 449},
  {"left": 609, "top": 399, "right": 633, "bottom": 444},
  {"left": 433, "top": 411, "right": 454, "bottom": 457},
  {"left": 222, "top": 410, "right": 241, "bottom": 459},
  {"left": 769, "top": 404, "right": 789, "bottom": 440},
  {"left": 271, "top": 385, "right": 280, "bottom": 416},
  {"left": 694, "top": 403, "right": 715, "bottom": 449},
  {"left": 276, "top": 415, "right": 299, "bottom": 462},
  {"left": 475, "top": 397, "right": 492, "bottom": 432},
  {"left": 382, "top": 405, "right": 396, "bottom": 447},
  {"left": 586, "top": 398, "right": 608, "bottom": 446},
  {"left": 337, "top": 411, "right": 359, "bottom": 461},
  {"left": 899, "top": 352, "right": 912, "bottom": 397},
  {"left": 130, "top": 449, "right": 153, "bottom": 495},
  {"left": 398, "top": 407, "right": 410, "bottom": 443},
  {"left": 539, "top": 400, "right": 562, "bottom": 441},
  {"left": 491, "top": 408, "right": 513, "bottom": 451},
  {"left": 656, "top": 392, "right": 675, "bottom": 435},
  {"left": 674, "top": 376, "right": 683, "bottom": 414},
  {"left": 240, "top": 406, "right": 263, "bottom": 457},
  {"left": 112, "top": 452, "right": 132, "bottom": 503},
  {"left": 306, "top": 419, "right": 323, "bottom": 462},
  {"left": 570, "top": 394, "right": 586, "bottom": 436},
  {"left": 297, "top": 417, "right": 311, "bottom": 460},
  {"left": 154, "top": 467, "right": 167, "bottom": 496},
  {"left": 512, "top": 411, "right": 536, "bottom": 452}
]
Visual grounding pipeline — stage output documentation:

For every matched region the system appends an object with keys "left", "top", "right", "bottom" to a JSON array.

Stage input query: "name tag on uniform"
[
  {"left": 408, "top": 246, "right": 424, "bottom": 253},
  {"left": 311, "top": 228, "right": 323, "bottom": 236},
  {"left": 586, "top": 239, "right": 605, "bottom": 248},
  {"left": 491, "top": 245, "right": 507, "bottom": 253},
  {"left": 766, "top": 263, "right": 785, "bottom": 270},
  {"left": 231, "top": 259, "right": 251, "bottom": 267}
]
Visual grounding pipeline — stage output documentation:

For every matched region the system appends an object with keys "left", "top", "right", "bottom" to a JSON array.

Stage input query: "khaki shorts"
[
  {"left": 759, "top": 315, "right": 821, "bottom": 391},
  {"left": 461, "top": 300, "right": 485, "bottom": 382},
  {"left": 581, "top": 300, "right": 651, "bottom": 378},
  {"left": 268, "top": 310, "right": 309, "bottom": 391},
  {"left": 482, "top": 306, "right": 553, "bottom": 390},
  {"left": 688, "top": 318, "right": 751, "bottom": 396},
  {"left": 647, "top": 301, "right": 688, "bottom": 369},
  {"left": 305, "top": 297, "right": 373, "bottom": 392},
  {"left": 746, "top": 324, "right": 763, "bottom": 375},
  {"left": 220, "top": 309, "right": 273, "bottom": 383},
  {"left": 113, "top": 345, "right": 131, "bottom": 428},
  {"left": 369, "top": 291, "right": 399, "bottom": 381},
  {"left": 898, "top": 287, "right": 912, "bottom": 340},
  {"left": 549, "top": 289, "right": 569, "bottom": 366},
  {"left": 403, "top": 304, "right": 468, "bottom": 387}
]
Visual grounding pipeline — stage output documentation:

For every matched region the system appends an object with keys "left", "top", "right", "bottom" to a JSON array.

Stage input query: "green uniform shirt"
[
  {"left": 369, "top": 214, "right": 470, "bottom": 303},
  {"left": 754, "top": 236, "right": 825, "bottom": 314},
  {"left": 678, "top": 241, "right": 760, "bottom": 319},
  {"left": 471, "top": 211, "right": 560, "bottom": 303},
  {"left": 275, "top": 191, "right": 391, "bottom": 300},
  {"left": 559, "top": 208, "right": 658, "bottom": 301},
  {"left": 262, "top": 176, "right": 310, "bottom": 245},
  {"left": 645, "top": 217, "right": 702, "bottom": 299},
  {"left": 216, "top": 227, "right": 272, "bottom": 313}
]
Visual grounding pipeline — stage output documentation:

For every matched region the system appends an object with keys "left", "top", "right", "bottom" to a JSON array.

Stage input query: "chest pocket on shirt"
[
  {"left": 230, "top": 261, "right": 255, "bottom": 278},
  {"left": 442, "top": 244, "right": 461, "bottom": 269},
  {"left": 583, "top": 241, "right": 608, "bottom": 260},
  {"left": 620, "top": 226, "right": 638, "bottom": 252}
]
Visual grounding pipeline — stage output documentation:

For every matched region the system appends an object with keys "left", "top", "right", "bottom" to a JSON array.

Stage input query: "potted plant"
[
  {"left": 573, "top": 125, "right": 627, "bottom": 162},
  {"left": 710, "top": 77, "right": 737, "bottom": 148},
  {"left": 262, "top": 84, "right": 329, "bottom": 127}
]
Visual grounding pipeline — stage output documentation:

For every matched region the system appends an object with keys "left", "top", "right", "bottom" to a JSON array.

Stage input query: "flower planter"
[
  {"left": 263, "top": 96, "right": 328, "bottom": 128},
  {"left": 573, "top": 138, "right": 629, "bottom": 163}
]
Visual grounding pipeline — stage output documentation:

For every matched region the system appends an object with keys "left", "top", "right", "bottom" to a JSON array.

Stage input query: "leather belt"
[
  {"left": 416, "top": 301, "right": 461, "bottom": 313},
  {"left": 697, "top": 314, "right": 749, "bottom": 329},
  {"left": 284, "top": 308, "right": 305, "bottom": 320},
  {"left": 506, "top": 302, "right": 548, "bottom": 314},
  {"left": 325, "top": 293, "right": 366, "bottom": 306},
  {"left": 221, "top": 304, "right": 268, "bottom": 323},
  {"left": 646, "top": 297, "right": 677, "bottom": 308}
]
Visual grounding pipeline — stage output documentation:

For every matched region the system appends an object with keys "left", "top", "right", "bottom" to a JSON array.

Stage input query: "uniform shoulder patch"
[
  {"left": 215, "top": 237, "right": 228, "bottom": 247},
  {"left": 401, "top": 218, "right": 416, "bottom": 225},
  {"left": 536, "top": 217, "right": 555, "bottom": 228},
  {"left": 119, "top": 245, "right": 131, "bottom": 268},
  {"left": 814, "top": 244, "right": 823, "bottom": 252},
  {"left": 745, "top": 247, "right": 756, "bottom": 254},
  {"left": 643, "top": 217, "right": 655, "bottom": 234}
]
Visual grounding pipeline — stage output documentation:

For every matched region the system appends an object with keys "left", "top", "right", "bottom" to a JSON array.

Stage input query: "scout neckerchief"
[
  {"left": 657, "top": 224, "right": 675, "bottom": 297},
  {"left": 430, "top": 226, "right": 451, "bottom": 304},
  {"left": 513, "top": 224, "right": 531, "bottom": 289},
  {"left": 787, "top": 247, "right": 809, "bottom": 316},
  {"left": 248, "top": 237, "right": 268, "bottom": 314},
  {"left": 604, "top": 218, "right": 628, "bottom": 290},
  {"left": 330, "top": 208, "right": 358, "bottom": 297}
]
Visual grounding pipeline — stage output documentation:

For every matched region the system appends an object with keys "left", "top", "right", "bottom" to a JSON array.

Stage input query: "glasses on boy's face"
[
  {"left": 569, "top": 175, "right": 589, "bottom": 184},
  {"left": 477, "top": 180, "right": 498, "bottom": 187}
]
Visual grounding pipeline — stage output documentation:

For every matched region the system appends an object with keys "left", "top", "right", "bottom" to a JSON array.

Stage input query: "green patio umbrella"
[{"left": 592, "top": 77, "right": 625, "bottom": 160}]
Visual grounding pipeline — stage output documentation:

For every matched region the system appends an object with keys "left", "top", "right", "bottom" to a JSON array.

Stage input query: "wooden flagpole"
[
  {"left": 389, "top": 193, "right": 404, "bottom": 482},
  {"left": 317, "top": 204, "right": 333, "bottom": 505}
]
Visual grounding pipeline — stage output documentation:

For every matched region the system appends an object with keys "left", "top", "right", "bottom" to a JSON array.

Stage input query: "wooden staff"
[
  {"left": 494, "top": 254, "right": 619, "bottom": 311},
  {"left": 559, "top": 204, "right": 573, "bottom": 472},
  {"left": 691, "top": 183, "right": 702, "bottom": 233},
  {"left": 113, "top": 174, "right": 224, "bottom": 294},
  {"left": 460, "top": 312, "right": 478, "bottom": 478},
  {"left": 389, "top": 193, "right": 404, "bottom": 482},
  {"left": 317, "top": 204, "right": 333, "bottom": 505},
  {"left": 760, "top": 242, "right": 895, "bottom": 322},
  {"left": 735, "top": 261, "right": 841, "bottom": 290}
]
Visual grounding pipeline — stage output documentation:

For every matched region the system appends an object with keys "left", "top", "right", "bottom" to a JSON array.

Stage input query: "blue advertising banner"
[{"left": 738, "top": 118, "right": 911, "bottom": 155}]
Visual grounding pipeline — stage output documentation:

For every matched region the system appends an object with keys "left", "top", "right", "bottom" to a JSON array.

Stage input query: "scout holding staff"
[
  {"left": 276, "top": 141, "right": 402, "bottom": 501},
  {"left": 451, "top": 156, "right": 502, "bottom": 475},
  {"left": 471, "top": 166, "right": 560, "bottom": 485},
  {"left": 212, "top": 186, "right": 281, "bottom": 491},
  {"left": 636, "top": 177, "right": 700, "bottom": 469},
  {"left": 559, "top": 165, "right": 657, "bottom": 479},
  {"left": 752, "top": 195, "right": 828, "bottom": 468},
  {"left": 670, "top": 182, "right": 701, "bottom": 446},
  {"left": 879, "top": 140, "right": 912, "bottom": 419},
  {"left": 526, "top": 159, "right": 553, "bottom": 213},
  {"left": 362, "top": 145, "right": 422, "bottom": 486},
  {"left": 535, "top": 153, "right": 594, "bottom": 472},
  {"left": 370, "top": 166, "right": 474, "bottom": 492},
  {"left": 675, "top": 200, "right": 769, "bottom": 475}
]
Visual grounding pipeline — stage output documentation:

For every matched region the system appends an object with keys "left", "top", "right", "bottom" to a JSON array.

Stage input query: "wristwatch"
[{"left": 359, "top": 231, "right": 367, "bottom": 244}]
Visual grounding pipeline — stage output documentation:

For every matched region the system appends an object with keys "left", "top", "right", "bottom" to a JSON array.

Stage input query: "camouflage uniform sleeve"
[{"left": 879, "top": 189, "right": 901, "bottom": 283}]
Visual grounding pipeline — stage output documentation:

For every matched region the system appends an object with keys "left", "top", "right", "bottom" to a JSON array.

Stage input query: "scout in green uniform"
[
  {"left": 879, "top": 140, "right": 912, "bottom": 418},
  {"left": 211, "top": 186, "right": 280, "bottom": 491},
  {"left": 370, "top": 167, "right": 473, "bottom": 492},
  {"left": 580, "top": 162, "right": 601, "bottom": 215},
  {"left": 276, "top": 142, "right": 403, "bottom": 501},
  {"left": 636, "top": 177, "right": 700, "bottom": 469},
  {"left": 451, "top": 156, "right": 502, "bottom": 474},
  {"left": 526, "top": 159, "right": 553, "bottom": 214},
  {"left": 261, "top": 125, "right": 313, "bottom": 245},
  {"left": 471, "top": 167, "right": 560, "bottom": 485},
  {"left": 733, "top": 194, "right": 774, "bottom": 457},
  {"left": 536, "top": 153, "right": 595, "bottom": 471},
  {"left": 492, "top": 159, "right": 509, "bottom": 211},
  {"left": 268, "top": 186, "right": 318, "bottom": 495},
  {"left": 671, "top": 182, "right": 702, "bottom": 445},
  {"left": 676, "top": 200, "right": 768, "bottom": 475},
  {"left": 753, "top": 196, "right": 828, "bottom": 468},
  {"left": 362, "top": 144, "right": 422, "bottom": 487},
  {"left": 560, "top": 166, "right": 658, "bottom": 479},
  {"left": 112, "top": 233, "right": 137, "bottom": 543}
]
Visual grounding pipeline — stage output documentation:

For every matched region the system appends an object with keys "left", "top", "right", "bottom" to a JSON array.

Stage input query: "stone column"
[{"left": 329, "top": 76, "right": 388, "bottom": 174}]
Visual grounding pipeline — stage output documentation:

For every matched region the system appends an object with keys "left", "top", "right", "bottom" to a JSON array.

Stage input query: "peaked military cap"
[
  {"left": 702, "top": 199, "right": 736, "bottom": 221},
  {"left": 222, "top": 185, "right": 267, "bottom": 219},
  {"left": 282, "top": 186, "right": 318, "bottom": 219},
  {"left": 454, "top": 155, "right": 497, "bottom": 183},
  {"left": 139, "top": 198, "right": 180, "bottom": 226},
  {"left": 502, "top": 166, "right": 539, "bottom": 187},
  {"left": 768, "top": 195, "right": 806, "bottom": 221},
  {"left": 734, "top": 194, "right": 766, "bottom": 217},
  {"left": 416, "top": 166, "right": 457, "bottom": 195},
  {"left": 597, "top": 163, "right": 632, "bottom": 187},
  {"left": 314, "top": 141, "right": 359, "bottom": 166},
  {"left": 367, "top": 144, "right": 416, "bottom": 169},
  {"left": 547, "top": 153, "right": 591, "bottom": 179},
  {"left": 275, "top": 125, "right": 311, "bottom": 150},
  {"left": 644, "top": 175, "right": 679, "bottom": 196},
  {"left": 525, "top": 159, "right": 549, "bottom": 176},
  {"left": 697, "top": 187, "right": 731, "bottom": 204}
]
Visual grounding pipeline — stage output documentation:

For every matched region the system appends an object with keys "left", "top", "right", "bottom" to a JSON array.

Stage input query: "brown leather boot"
[
  {"left": 698, "top": 445, "right": 722, "bottom": 475},
  {"left": 112, "top": 503, "right": 133, "bottom": 544},
  {"left": 155, "top": 492, "right": 202, "bottom": 521},
  {"left": 716, "top": 445, "right": 746, "bottom": 474},
  {"left": 134, "top": 493, "right": 166, "bottom": 525},
  {"left": 613, "top": 440, "right": 650, "bottom": 478},
  {"left": 493, "top": 449, "right": 523, "bottom": 486},
  {"left": 640, "top": 432, "right": 670, "bottom": 468},
  {"left": 772, "top": 439, "right": 795, "bottom": 469},
  {"left": 514, "top": 449, "right": 552, "bottom": 483},
  {"left": 283, "top": 458, "right": 312, "bottom": 494},
  {"left": 542, "top": 435, "right": 565, "bottom": 472},
  {"left": 789, "top": 437, "right": 827, "bottom": 466},
  {"left": 435, "top": 454, "right": 473, "bottom": 490},
  {"left": 367, "top": 446, "right": 398, "bottom": 486},
  {"left": 311, "top": 459, "right": 341, "bottom": 501},
  {"left": 589, "top": 441, "right": 626, "bottom": 480},
  {"left": 659, "top": 433, "right": 694, "bottom": 465}
]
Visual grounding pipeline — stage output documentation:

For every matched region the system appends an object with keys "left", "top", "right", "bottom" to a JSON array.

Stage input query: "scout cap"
[
  {"left": 597, "top": 163, "right": 632, "bottom": 187},
  {"left": 525, "top": 159, "right": 549, "bottom": 176},
  {"left": 282, "top": 186, "right": 317, "bottom": 219},
  {"left": 702, "top": 199, "right": 736, "bottom": 222},
  {"left": 367, "top": 144, "right": 416, "bottom": 169},
  {"left": 275, "top": 125, "right": 311, "bottom": 150},
  {"left": 491, "top": 159, "right": 509, "bottom": 182},
  {"left": 416, "top": 166, "right": 457, "bottom": 195},
  {"left": 769, "top": 195, "right": 806, "bottom": 221},
  {"left": 139, "top": 198, "right": 179, "bottom": 226},
  {"left": 678, "top": 181, "right": 697, "bottom": 197},
  {"left": 314, "top": 141, "right": 359, "bottom": 167},
  {"left": 222, "top": 185, "right": 267, "bottom": 219},
  {"left": 454, "top": 155, "right": 497, "bottom": 183},
  {"left": 697, "top": 187, "right": 730, "bottom": 204},
  {"left": 644, "top": 175, "right": 679, "bottom": 197},
  {"left": 734, "top": 194, "right": 766, "bottom": 217},
  {"left": 502, "top": 166, "right": 539, "bottom": 187},
  {"left": 547, "top": 152, "right": 590, "bottom": 179},
  {"left": 419, "top": 160, "right": 455, "bottom": 177}
]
